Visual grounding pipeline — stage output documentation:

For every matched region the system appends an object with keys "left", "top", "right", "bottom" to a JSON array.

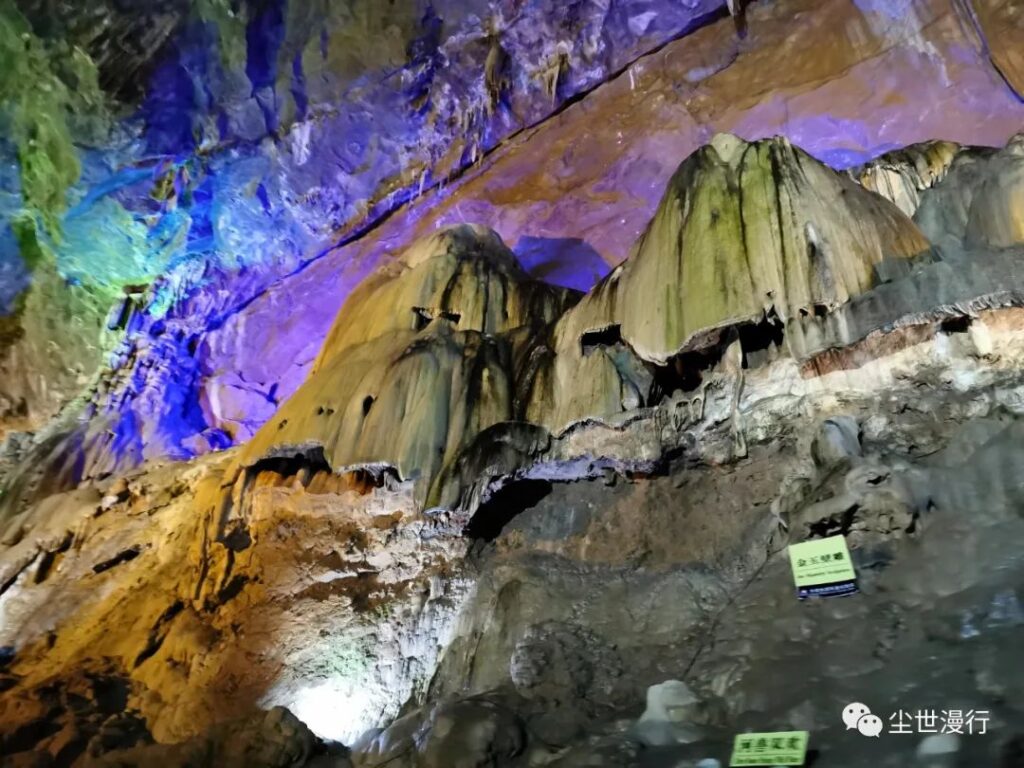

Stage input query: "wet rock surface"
[
  {"left": 370, "top": 410, "right": 1024, "bottom": 768},
  {"left": 3, "top": 122, "right": 1024, "bottom": 768},
  {"left": 6, "top": 0, "right": 1024, "bottom": 482}
]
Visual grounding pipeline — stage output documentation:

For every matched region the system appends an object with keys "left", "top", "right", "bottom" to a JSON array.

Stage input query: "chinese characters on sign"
[
  {"left": 788, "top": 535, "right": 857, "bottom": 599},
  {"left": 729, "top": 731, "right": 808, "bottom": 766}
]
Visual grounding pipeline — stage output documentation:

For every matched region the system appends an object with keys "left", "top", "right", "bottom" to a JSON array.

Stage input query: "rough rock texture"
[
  {"left": 343, "top": 308, "right": 1024, "bottom": 768},
  {"left": 0, "top": 0, "right": 724, "bottom": 445},
  {"left": 849, "top": 140, "right": 961, "bottom": 217},
  {"left": 0, "top": 452, "right": 471, "bottom": 752},
  {"left": 5, "top": 0, "right": 1024, "bottom": 485},
  {"left": 4, "top": 124, "right": 1024, "bottom": 768},
  {"left": 348, "top": 309, "right": 1024, "bottom": 767},
  {"left": 972, "top": 0, "right": 1024, "bottom": 98},
  {"left": 224, "top": 133, "right": 936, "bottom": 513},
  {"left": 557, "top": 133, "right": 930, "bottom": 359},
  {"left": 2, "top": 1, "right": 1024, "bottom": 762},
  {"left": 915, "top": 135, "right": 1024, "bottom": 250},
  {"left": 235, "top": 224, "right": 575, "bottom": 508},
  {"left": 85, "top": 707, "right": 323, "bottom": 768}
]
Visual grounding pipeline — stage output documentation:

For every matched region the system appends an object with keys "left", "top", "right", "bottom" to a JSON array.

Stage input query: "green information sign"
[
  {"left": 788, "top": 534, "right": 857, "bottom": 598},
  {"left": 729, "top": 731, "right": 809, "bottom": 766}
]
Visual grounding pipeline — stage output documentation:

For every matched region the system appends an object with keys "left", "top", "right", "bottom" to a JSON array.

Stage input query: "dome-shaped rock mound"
[
  {"left": 314, "top": 224, "right": 571, "bottom": 370},
  {"left": 237, "top": 225, "right": 577, "bottom": 506},
  {"left": 529, "top": 134, "right": 936, "bottom": 433},
  {"left": 582, "top": 133, "right": 934, "bottom": 364}
]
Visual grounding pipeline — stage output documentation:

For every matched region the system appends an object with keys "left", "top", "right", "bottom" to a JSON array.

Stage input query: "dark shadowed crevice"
[
  {"left": 3, "top": 716, "right": 64, "bottom": 755},
  {"left": 92, "top": 546, "right": 142, "bottom": 574},
  {"left": 738, "top": 310, "right": 785, "bottom": 368},
  {"left": 217, "top": 574, "right": 251, "bottom": 604},
  {"left": 647, "top": 311, "right": 786, "bottom": 404},
  {"left": 940, "top": 315, "right": 972, "bottom": 334},
  {"left": 413, "top": 307, "right": 432, "bottom": 330},
  {"left": 464, "top": 479, "right": 552, "bottom": 541},
  {"left": 580, "top": 324, "right": 622, "bottom": 356},
  {"left": 648, "top": 348, "right": 719, "bottom": 403},
  {"left": 244, "top": 449, "right": 395, "bottom": 497},
  {"left": 247, "top": 447, "right": 332, "bottom": 479},
  {"left": 133, "top": 600, "right": 184, "bottom": 668}
]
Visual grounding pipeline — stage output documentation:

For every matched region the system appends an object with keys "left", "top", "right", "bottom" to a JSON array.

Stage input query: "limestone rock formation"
[
  {"left": 6, "top": 0, "right": 1024, "bottom": 483},
  {"left": 915, "top": 133, "right": 1024, "bottom": 250},
  {"left": 227, "top": 133, "right": 949, "bottom": 518},
  {"left": 4, "top": 120, "right": 1024, "bottom": 768},
  {"left": 0, "top": 0, "right": 724, "bottom": 449},
  {"left": 85, "top": 707, "right": 322, "bottom": 768},
  {"left": 587, "top": 133, "right": 932, "bottom": 362},
  {"left": 529, "top": 133, "right": 935, "bottom": 433},
  {"left": 849, "top": 141, "right": 961, "bottom": 217},
  {"left": 235, "top": 224, "right": 576, "bottom": 509}
]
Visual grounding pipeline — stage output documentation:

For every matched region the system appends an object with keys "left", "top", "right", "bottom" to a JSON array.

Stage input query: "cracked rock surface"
[
  {"left": 5, "top": 0, "right": 1024, "bottom": 487},
  {"left": 3, "top": 123, "right": 1024, "bottom": 768}
]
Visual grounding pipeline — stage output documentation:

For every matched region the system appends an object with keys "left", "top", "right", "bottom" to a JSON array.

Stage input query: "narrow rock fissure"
[
  {"left": 91, "top": 545, "right": 142, "bottom": 575},
  {"left": 132, "top": 600, "right": 184, "bottom": 668}
]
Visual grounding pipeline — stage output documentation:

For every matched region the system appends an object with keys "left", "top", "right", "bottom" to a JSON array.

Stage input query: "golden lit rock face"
[
  {"left": 313, "top": 225, "right": 573, "bottom": 370},
  {"left": 238, "top": 225, "right": 576, "bottom": 507}
]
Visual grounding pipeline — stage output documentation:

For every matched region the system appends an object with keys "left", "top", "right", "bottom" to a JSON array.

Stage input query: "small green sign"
[
  {"left": 729, "top": 731, "right": 808, "bottom": 766},
  {"left": 788, "top": 535, "right": 857, "bottom": 598}
]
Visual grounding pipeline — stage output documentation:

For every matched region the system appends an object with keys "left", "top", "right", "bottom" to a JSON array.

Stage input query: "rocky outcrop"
[
  {"left": 0, "top": 450, "right": 471, "bottom": 753},
  {"left": 914, "top": 134, "right": 1024, "bottom": 250},
  {"left": 529, "top": 133, "right": 934, "bottom": 433},
  {"left": 234, "top": 224, "right": 575, "bottom": 509},
  {"left": 84, "top": 707, "right": 324, "bottom": 768},
  {"left": 574, "top": 133, "right": 931, "bottom": 362},
  {"left": 4, "top": 2, "right": 1024, "bottom": 768},
  {"left": 6, "top": 0, "right": 1024, "bottom": 483},
  {"left": 4, "top": 127, "right": 1024, "bottom": 768},
  {"left": 0, "top": 0, "right": 725, "bottom": 445},
  {"left": 223, "top": 134, "right": 937, "bottom": 514},
  {"left": 849, "top": 140, "right": 961, "bottom": 217},
  {"left": 347, "top": 314, "right": 1024, "bottom": 767}
]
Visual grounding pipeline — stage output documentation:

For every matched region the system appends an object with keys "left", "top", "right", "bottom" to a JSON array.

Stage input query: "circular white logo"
[{"left": 842, "top": 702, "right": 882, "bottom": 737}]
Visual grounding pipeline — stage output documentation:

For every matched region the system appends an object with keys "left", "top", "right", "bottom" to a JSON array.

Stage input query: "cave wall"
[
  {"left": 0, "top": 0, "right": 726, "bottom": 444},
  {"left": 1, "top": 1, "right": 1024, "bottom": 766},
  {"left": 2, "top": 119, "right": 1024, "bottom": 763},
  {"left": 2, "top": 0, "right": 1024, "bottom": 488}
]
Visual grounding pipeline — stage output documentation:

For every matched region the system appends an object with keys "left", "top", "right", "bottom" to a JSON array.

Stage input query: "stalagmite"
[{"left": 4, "top": 1, "right": 1024, "bottom": 765}]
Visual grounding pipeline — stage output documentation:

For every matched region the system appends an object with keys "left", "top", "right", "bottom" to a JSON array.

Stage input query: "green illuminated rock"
[
  {"left": 530, "top": 134, "right": 934, "bottom": 432},
  {"left": 0, "top": 0, "right": 110, "bottom": 234}
]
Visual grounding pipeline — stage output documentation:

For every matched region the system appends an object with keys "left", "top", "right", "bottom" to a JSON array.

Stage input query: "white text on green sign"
[{"left": 729, "top": 731, "right": 808, "bottom": 766}]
